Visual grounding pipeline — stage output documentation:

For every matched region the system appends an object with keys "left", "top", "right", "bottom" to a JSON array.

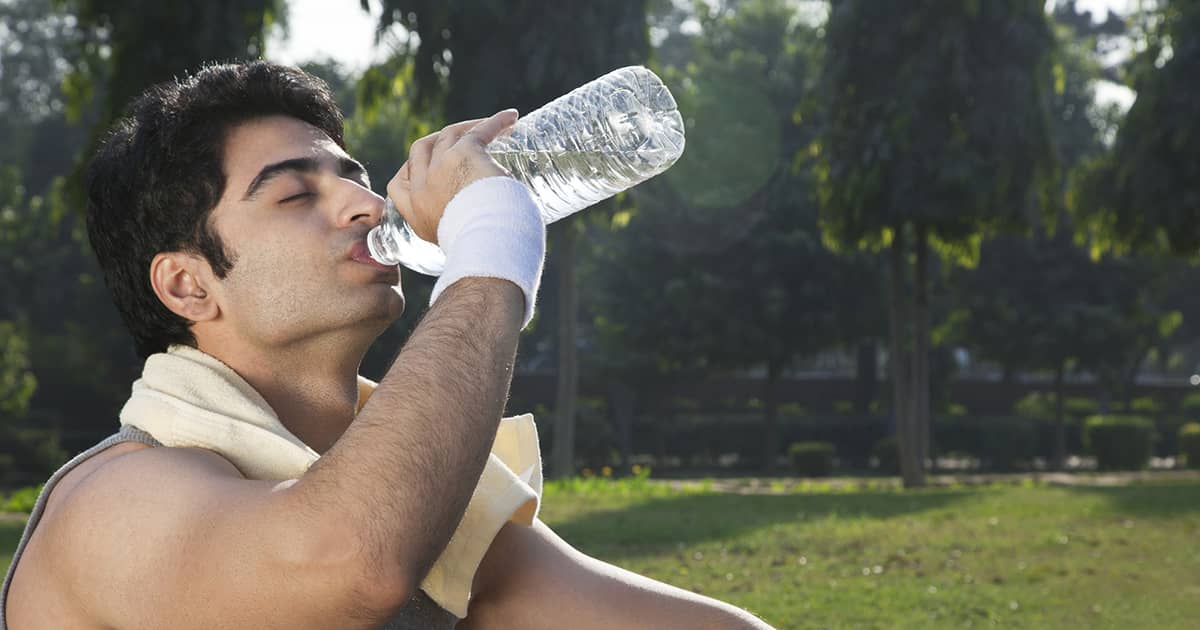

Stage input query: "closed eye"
[{"left": 279, "top": 191, "right": 314, "bottom": 204}]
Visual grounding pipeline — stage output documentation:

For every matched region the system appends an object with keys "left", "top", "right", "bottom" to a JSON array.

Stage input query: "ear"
[{"left": 149, "top": 252, "right": 220, "bottom": 322}]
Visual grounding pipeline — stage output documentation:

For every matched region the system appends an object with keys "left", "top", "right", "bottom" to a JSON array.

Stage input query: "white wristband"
[{"left": 429, "top": 176, "right": 546, "bottom": 329}]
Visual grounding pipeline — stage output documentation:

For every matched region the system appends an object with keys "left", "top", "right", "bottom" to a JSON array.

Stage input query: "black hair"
[{"left": 85, "top": 60, "right": 345, "bottom": 359}]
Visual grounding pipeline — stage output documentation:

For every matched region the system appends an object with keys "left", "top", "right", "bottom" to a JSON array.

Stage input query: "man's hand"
[{"left": 387, "top": 109, "right": 520, "bottom": 244}]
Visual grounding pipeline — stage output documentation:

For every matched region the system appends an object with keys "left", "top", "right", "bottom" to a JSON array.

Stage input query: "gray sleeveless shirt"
[{"left": 0, "top": 425, "right": 458, "bottom": 629}]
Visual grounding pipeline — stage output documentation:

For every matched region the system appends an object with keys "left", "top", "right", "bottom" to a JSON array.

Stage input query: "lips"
[{"left": 349, "top": 239, "right": 398, "bottom": 272}]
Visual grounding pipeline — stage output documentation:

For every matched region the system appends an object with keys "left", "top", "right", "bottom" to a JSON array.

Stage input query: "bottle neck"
[{"left": 367, "top": 199, "right": 404, "bottom": 265}]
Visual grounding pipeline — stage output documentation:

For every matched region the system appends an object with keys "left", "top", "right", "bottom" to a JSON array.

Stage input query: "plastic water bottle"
[{"left": 367, "top": 65, "right": 687, "bottom": 275}]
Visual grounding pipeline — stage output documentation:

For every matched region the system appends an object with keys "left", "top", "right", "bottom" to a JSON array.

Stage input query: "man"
[{"left": 1, "top": 61, "right": 772, "bottom": 629}]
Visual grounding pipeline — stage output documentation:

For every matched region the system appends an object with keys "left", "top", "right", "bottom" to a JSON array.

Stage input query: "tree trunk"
[
  {"left": 1053, "top": 361, "right": 1066, "bottom": 471},
  {"left": 763, "top": 359, "right": 783, "bottom": 474},
  {"left": 889, "top": 226, "right": 923, "bottom": 487},
  {"left": 610, "top": 381, "right": 636, "bottom": 476},
  {"left": 551, "top": 218, "right": 579, "bottom": 478},
  {"left": 855, "top": 340, "right": 878, "bottom": 415},
  {"left": 914, "top": 224, "right": 931, "bottom": 474}
]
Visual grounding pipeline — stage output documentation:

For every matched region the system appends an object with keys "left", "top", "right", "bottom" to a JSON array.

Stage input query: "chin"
[{"left": 365, "top": 285, "right": 406, "bottom": 322}]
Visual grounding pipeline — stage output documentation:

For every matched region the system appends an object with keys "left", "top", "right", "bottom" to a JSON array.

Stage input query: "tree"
[
  {"left": 950, "top": 1, "right": 1143, "bottom": 471},
  {"left": 583, "top": 0, "right": 886, "bottom": 473},
  {"left": 953, "top": 233, "right": 1174, "bottom": 469},
  {"left": 0, "top": 161, "right": 138, "bottom": 463},
  {"left": 1075, "top": 0, "right": 1200, "bottom": 256},
  {"left": 65, "top": 0, "right": 285, "bottom": 131},
  {"left": 368, "top": 1, "right": 651, "bottom": 478},
  {"left": 818, "top": 0, "right": 1057, "bottom": 487},
  {"left": 0, "top": 0, "right": 293, "bottom": 453}
]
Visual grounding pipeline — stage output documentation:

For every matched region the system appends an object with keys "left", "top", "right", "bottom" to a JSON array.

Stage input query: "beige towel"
[{"left": 119, "top": 344, "right": 542, "bottom": 618}]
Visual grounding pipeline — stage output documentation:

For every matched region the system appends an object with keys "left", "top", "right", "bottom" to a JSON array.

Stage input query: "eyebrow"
[{"left": 242, "top": 155, "right": 368, "bottom": 201}]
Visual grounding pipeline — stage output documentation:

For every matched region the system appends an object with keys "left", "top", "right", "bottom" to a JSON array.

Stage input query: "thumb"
[{"left": 465, "top": 109, "right": 520, "bottom": 146}]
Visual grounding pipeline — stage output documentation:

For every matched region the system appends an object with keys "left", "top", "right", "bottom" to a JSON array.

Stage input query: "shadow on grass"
[
  {"left": 550, "top": 490, "right": 972, "bottom": 551},
  {"left": 1058, "top": 481, "right": 1200, "bottom": 517}
]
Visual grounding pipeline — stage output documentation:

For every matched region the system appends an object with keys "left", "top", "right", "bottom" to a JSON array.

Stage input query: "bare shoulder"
[
  {"left": 6, "top": 442, "right": 368, "bottom": 630},
  {"left": 5, "top": 442, "right": 237, "bottom": 628}
]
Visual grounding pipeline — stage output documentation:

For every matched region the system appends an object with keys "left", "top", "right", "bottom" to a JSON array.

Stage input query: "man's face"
[{"left": 204, "top": 115, "right": 404, "bottom": 349}]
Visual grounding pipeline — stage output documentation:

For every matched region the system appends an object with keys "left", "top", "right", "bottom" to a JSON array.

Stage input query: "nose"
[{"left": 334, "top": 179, "right": 385, "bottom": 228}]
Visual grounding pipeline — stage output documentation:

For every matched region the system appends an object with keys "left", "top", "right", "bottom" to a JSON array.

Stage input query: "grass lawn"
[
  {"left": 537, "top": 476, "right": 1200, "bottom": 629},
  {"left": 0, "top": 477, "right": 1196, "bottom": 628}
]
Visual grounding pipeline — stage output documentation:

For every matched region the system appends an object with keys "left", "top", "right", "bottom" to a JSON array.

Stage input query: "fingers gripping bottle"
[{"left": 367, "top": 65, "right": 687, "bottom": 276}]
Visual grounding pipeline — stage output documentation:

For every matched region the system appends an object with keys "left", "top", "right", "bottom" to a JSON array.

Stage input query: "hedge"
[
  {"left": 788, "top": 442, "right": 835, "bottom": 477},
  {"left": 1084, "top": 415, "right": 1155, "bottom": 471},
  {"left": 1179, "top": 423, "right": 1200, "bottom": 469}
]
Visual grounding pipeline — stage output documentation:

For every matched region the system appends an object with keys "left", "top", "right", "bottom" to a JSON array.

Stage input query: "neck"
[{"left": 199, "top": 333, "right": 369, "bottom": 454}]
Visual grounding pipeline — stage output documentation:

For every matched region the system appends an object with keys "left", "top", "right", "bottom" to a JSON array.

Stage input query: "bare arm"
[
  {"left": 460, "top": 520, "right": 777, "bottom": 630},
  {"left": 297, "top": 275, "right": 526, "bottom": 598}
]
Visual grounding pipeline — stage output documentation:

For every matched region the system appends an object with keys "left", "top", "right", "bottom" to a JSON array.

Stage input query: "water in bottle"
[{"left": 368, "top": 65, "right": 686, "bottom": 275}]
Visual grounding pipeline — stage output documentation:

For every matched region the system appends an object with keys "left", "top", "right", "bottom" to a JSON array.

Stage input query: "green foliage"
[
  {"left": 1074, "top": 0, "right": 1200, "bottom": 255},
  {"left": 1013, "top": 391, "right": 1098, "bottom": 421},
  {"left": 542, "top": 466, "right": 680, "bottom": 499},
  {"left": 954, "top": 233, "right": 1172, "bottom": 408},
  {"left": 818, "top": 0, "right": 1056, "bottom": 247},
  {"left": 1128, "top": 396, "right": 1164, "bottom": 416},
  {"left": 67, "top": 0, "right": 285, "bottom": 131},
  {"left": 344, "top": 61, "right": 431, "bottom": 192},
  {"left": 0, "top": 162, "right": 136, "bottom": 443},
  {"left": 1063, "top": 397, "right": 1102, "bottom": 419},
  {"left": 944, "top": 5, "right": 1169, "bottom": 464},
  {"left": 871, "top": 435, "right": 899, "bottom": 475},
  {"left": 0, "top": 427, "right": 68, "bottom": 480},
  {"left": 0, "top": 321, "right": 37, "bottom": 419},
  {"left": 370, "top": 0, "right": 650, "bottom": 119},
  {"left": 819, "top": 0, "right": 1056, "bottom": 487},
  {"left": 584, "top": 0, "right": 884, "bottom": 397},
  {"left": 1181, "top": 392, "right": 1200, "bottom": 416},
  {"left": 1, "top": 484, "right": 43, "bottom": 513},
  {"left": 1084, "top": 415, "right": 1155, "bottom": 471},
  {"left": 1014, "top": 392, "right": 1053, "bottom": 420},
  {"left": 936, "top": 416, "right": 1040, "bottom": 470},
  {"left": 979, "top": 417, "right": 1039, "bottom": 471},
  {"left": 1178, "top": 423, "right": 1200, "bottom": 468},
  {"left": 787, "top": 441, "right": 835, "bottom": 477}
]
